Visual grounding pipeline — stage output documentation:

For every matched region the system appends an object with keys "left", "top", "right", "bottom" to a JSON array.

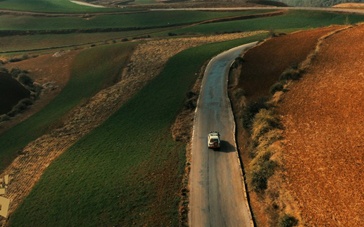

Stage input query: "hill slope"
[
  {"left": 0, "top": 72, "right": 29, "bottom": 115},
  {"left": 279, "top": 24, "right": 364, "bottom": 226}
]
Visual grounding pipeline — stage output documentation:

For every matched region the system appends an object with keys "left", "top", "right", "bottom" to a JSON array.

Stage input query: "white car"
[{"left": 207, "top": 131, "right": 221, "bottom": 150}]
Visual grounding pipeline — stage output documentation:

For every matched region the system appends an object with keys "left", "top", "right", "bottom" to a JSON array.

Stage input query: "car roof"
[{"left": 209, "top": 132, "right": 220, "bottom": 137}]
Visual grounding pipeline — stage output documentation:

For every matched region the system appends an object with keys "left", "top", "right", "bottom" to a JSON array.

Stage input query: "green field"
[
  {"left": 8, "top": 33, "right": 268, "bottom": 226},
  {"left": 0, "top": 43, "right": 136, "bottom": 171},
  {"left": 165, "top": 10, "right": 364, "bottom": 35},
  {"left": 0, "top": 0, "right": 118, "bottom": 13},
  {"left": 0, "top": 10, "right": 271, "bottom": 31},
  {"left": 0, "top": 9, "right": 271, "bottom": 54},
  {"left": 0, "top": 30, "right": 155, "bottom": 53},
  {"left": 3, "top": 9, "right": 363, "bottom": 55}
]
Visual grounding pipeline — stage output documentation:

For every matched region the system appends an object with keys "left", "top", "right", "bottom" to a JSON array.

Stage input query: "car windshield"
[{"left": 210, "top": 139, "right": 218, "bottom": 143}]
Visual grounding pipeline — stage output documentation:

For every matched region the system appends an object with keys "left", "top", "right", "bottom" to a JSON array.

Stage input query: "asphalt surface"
[{"left": 189, "top": 42, "right": 257, "bottom": 227}]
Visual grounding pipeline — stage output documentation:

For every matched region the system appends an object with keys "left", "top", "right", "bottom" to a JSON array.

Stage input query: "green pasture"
[
  {"left": 0, "top": 10, "right": 270, "bottom": 31},
  {"left": 0, "top": 30, "right": 158, "bottom": 53},
  {"left": 0, "top": 0, "right": 117, "bottom": 13},
  {"left": 165, "top": 10, "right": 364, "bottom": 35},
  {"left": 9, "top": 33, "right": 269, "bottom": 226},
  {"left": 0, "top": 43, "right": 136, "bottom": 171},
  {"left": 134, "top": 0, "right": 158, "bottom": 4}
]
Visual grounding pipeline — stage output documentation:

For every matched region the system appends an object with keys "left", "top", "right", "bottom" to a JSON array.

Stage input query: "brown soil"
[
  {"left": 278, "top": 24, "right": 364, "bottom": 226},
  {"left": 237, "top": 26, "right": 342, "bottom": 101},
  {"left": 0, "top": 31, "right": 263, "bottom": 226},
  {"left": 229, "top": 26, "right": 345, "bottom": 226}
]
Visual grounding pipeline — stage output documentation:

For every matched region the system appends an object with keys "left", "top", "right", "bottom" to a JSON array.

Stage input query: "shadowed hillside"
[{"left": 0, "top": 71, "right": 30, "bottom": 115}]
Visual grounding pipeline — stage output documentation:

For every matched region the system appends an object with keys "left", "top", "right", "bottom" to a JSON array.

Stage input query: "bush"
[
  {"left": 279, "top": 214, "right": 298, "bottom": 227},
  {"left": 10, "top": 68, "right": 29, "bottom": 79},
  {"left": 242, "top": 97, "right": 269, "bottom": 132},
  {"left": 270, "top": 82, "right": 285, "bottom": 94},
  {"left": 29, "top": 84, "right": 43, "bottom": 98},
  {"left": 7, "top": 98, "right": 33, "bottom": 117},
  {"left": 8, "top": 55, "right": 29, "bottom": 63},
  {"left": 279, "top": 67, "right": 301, "bottom": 81},
  {"left": 251, "top": 151, "right": 277, "bottom": 192},
  {"left": 18, "top": 73, "right": 34, "bottom": 86},
  {"left": 0, "top": 114, "right": 10, "bottom": 122},
  {"left": 184, "top": 91, "right": 198, "bottom": 110},
  {"left": 251, "top": 109, "right": 282, "bottom": 141}
]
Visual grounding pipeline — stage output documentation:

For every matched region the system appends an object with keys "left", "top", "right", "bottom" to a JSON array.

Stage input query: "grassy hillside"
[
  {"left": 0, "top": 43, "right": 136, "bottom": 172},
  {"left": 0, "top": 30, "right": 158, "bottom": 54},
  {"left": 3, "top": 9, "right": 363, "bottom": 55},
  {"left": 0, "top": 10, "right": 270, "bottom": 31},
  {"left": 0, "top": 9, "right": 271, "bottom": 54},
  {"left": 8, "top": 34, "right": 268, "bottom": 227},
  {"left": 166, "top": 10, "right": 364, "bottom": 35}
]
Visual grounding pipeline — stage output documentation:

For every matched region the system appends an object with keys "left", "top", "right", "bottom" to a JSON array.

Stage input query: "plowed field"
[
  {"left": 231, "top": 26, "right": 343, "bottom": 226},
  {"left": 279, "top": 24, "right": 364, "bottom": 226},
  {"left": 238, "top": 26, "right": 341, "bottom": 101}
]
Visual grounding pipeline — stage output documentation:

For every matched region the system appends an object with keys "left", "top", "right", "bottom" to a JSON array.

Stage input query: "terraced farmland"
[{"left": 0, "top": 3, "right": 364, "bottom": 226}]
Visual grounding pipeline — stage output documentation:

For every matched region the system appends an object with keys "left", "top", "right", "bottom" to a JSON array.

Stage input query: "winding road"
[{"left": 189, "top": 42, "right": 257, "bottom": 227}]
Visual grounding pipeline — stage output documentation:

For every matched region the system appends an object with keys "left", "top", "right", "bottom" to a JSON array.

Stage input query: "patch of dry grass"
[{"left": 333, "top": 3, "right": 364, "bottom": 9}]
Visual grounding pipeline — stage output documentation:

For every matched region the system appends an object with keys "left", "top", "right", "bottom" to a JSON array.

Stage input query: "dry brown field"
[
  {"left": 237, "top": 26, "right": 341, "bottom": 102},
  {"left": 231, "top": 26, "right": 343, "bottom": 226},
  {"left": 278, "top": 23, "right": 364, "bottom": 226},
  {"left": 230, "top": 23, "right": 364, "bottom": 226},
  {"left": 333, "top": 3, "right": 364, "bottom": 9}
]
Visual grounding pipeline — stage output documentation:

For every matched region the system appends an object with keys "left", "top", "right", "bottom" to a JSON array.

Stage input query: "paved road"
[{"left": 189, "top": 42, "right": 257, "bottom": 227}]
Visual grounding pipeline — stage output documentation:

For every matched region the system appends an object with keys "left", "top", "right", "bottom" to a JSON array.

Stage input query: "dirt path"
[
  {"left": 278, "top": 24, "right": 364, "bottom": 226},
  {"left": 69, "top": 0, "right": 105, "bottom": 8},
  {"left": 0, "top": 31, "right": 263, "bottom": 226}
]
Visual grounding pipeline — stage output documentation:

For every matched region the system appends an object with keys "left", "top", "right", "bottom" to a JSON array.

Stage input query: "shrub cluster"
[
  {"left": 7, "top": 98, "right": 34, "bottom": 117},
  {"left": 9, "top": 68, "right": 42, "bottom": 99},
  {"left": 8, "top": 54, "right": 30, "bottom": 63},
  {"left": 279, "top": 214, "right": 298, "bottom": 227},
  {"left": 245, "top": 99, "right": 282, "bottom": 193},
  {"left": 251, "top": 109, "right": 282, "bottom": 143},
  {"left": 242, "top": 97, "right": 269, "bottom": 132},
  {"left": 184, "top": 91, "right": 198, "bottom": 110},
  {"left": 269, "top": 82, "right": 285, "bottom": 94},
  {"left": 268, "top": 65, "right": 304, "bottom": 96},
  {"left": 279, "top": 66, "right": 302, "bottom": 81},
  {"left": 251, "top": 151, "right": 277, "bottom": 192}
]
